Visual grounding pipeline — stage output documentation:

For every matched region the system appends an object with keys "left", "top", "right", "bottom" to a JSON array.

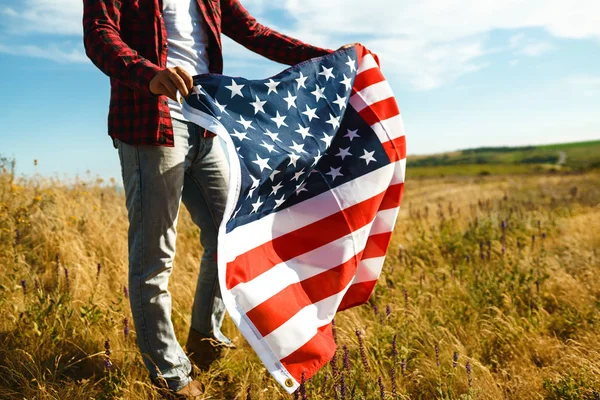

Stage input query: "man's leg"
[
  {"left": 181, "top": 132, "right": 232, "bottom": 350},
  {"left": 117, "top": 121, "right": 198, "bottom": 392}
]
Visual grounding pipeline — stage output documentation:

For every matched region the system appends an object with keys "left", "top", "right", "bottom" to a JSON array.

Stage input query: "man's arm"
[
  {"left": 83, "top": 0, "right": 192, "bottom": 100},
  {"left": 220, "top": 0, "right": 333, "bottom": 66},
  {"left": 82, "top": 0, "right": 162, "bottom": 95}
]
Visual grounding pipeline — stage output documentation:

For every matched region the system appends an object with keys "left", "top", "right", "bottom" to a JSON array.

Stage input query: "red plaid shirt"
[{"left": 83, "top": 0, "right": 332, "bottom": 146}]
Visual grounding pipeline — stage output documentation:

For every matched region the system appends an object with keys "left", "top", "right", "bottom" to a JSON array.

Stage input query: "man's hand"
[
  {"left": 149, "top": 66, "right": 194, "bottom": 102},
  {"left": 337, "top": 43, "right": 360, "bottom": 51}
]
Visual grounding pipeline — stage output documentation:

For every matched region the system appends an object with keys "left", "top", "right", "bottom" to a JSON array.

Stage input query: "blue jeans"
[{"left": 116, "top": 118, "right": 231, "bottom": 391}]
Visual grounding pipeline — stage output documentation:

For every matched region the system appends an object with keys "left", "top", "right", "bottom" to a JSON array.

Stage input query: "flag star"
[
  {"left": 290, "top": 141, "right": 307, "bottom": 154},
  {"left": 320, "top": 133, "right": 333, "bottom": 148},
  {"left": 264, "top": 129, "right": 282, "bottom": 142},
  {"left": 346, "top": 56, "right": 357, "bottom": 72},
  {"left": 336, "top": 147, "right": 353, "bottom": 160},
  {"left": 271, "top": 111, "right": 288, "bottom": 128},
  {"left": 283, "top": 91, "right": 297, "bottom": 110},
  {"left": 261, "top": 141, "right": 278, "bottom": 153},
  {"left": 295, "top": 182, "right": 308, "bottom": 195},
  {"left": 252, "top": 155, "right": 272, "bottom": 172},
  {"left": 292, "top": 168, "right": 306, "bottom": 182},
  {"left": 271, "top": 181, "right": 284, "bottom": 195},
  {"left": 269, "top": 169, "right": 281, "bottom": 182},
  {"left": 236, "top": 146, "right": 243, "bottom": 158},
  {"left": 312, "top": 150, "right": 322, "bottom": 166},
  {"left": 296, "top": 72, "right": 308, "bottom": 89},
  {"left": 251, "top": 197, "right": 264, "bottom": 214},
  {"left": 311, "top": 85, "right": 326, "bottom": 102},
  {"left": 288, "top": 153, "right": 301, "bottom": 167},
  {"left": 333, "top": 94, "right": 347, "bottom": 111},
  {"left": 225, "top": 79, "right": 245, "bottom": 98},
  {"left": 274, "top": 194, "right": 286, "bottom": 208},
  {"left": 340, "top": 74, "right": 352, "bottom": 91},
  {"left": 319, "top": 65, "right": 335, "bottom": 81},
  {"left": 326, "top": 113, "right": 341, "bottom": 129},
  {"left": 345, "top": 128, "right": 360, "bottom": 141},
  {"left": 360, "top": 149, "right": 377, "bottom": 165},
  {"left": 232, "top": 206, "right": 242, "bottom": 218},
  {"left": 237, "top": 116, "right": 254, "bottom": 130},
  {"left": 231, "top": 129, "right": 249, "bottom": 141},
  {"left": 214, "top": 99, "right": 228, "bottom": 114},
  {"left": 250, "top": 175, "right": 260, "bottom": 188},
  {"left": 295, "top": 124, "right": 313, "bottom": 139},
  {"left": 265, "top": 79, "right": 280, "bottom": 95},
  {"left": 250, "top": 96, "right": 267, "bottom": 114},
  {"left": 247, "top": 187, "right": 257, "bottom": 199},
  {"left": 326, "top": 166, "right": 344, "bottom": 181},
  {"left": 302, "top": 105, "right": 320, "bottom": 122}
]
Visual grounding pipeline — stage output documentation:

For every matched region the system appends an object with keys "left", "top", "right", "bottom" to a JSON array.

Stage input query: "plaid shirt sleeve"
[
  {"left": 221, "top": 0, "right": 334, "bottom": 66},
  {"left": 83, "top": 0, "right": 162, "bottom": 96}
]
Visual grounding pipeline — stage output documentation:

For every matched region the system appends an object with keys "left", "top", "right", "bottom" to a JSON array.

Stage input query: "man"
[{"left": 83, "top": 0, "right": 341, "bottom": 397}]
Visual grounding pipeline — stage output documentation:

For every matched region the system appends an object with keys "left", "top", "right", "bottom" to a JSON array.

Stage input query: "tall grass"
[{"left": 1, "top": 157, "right": 599, "bottom": 399}]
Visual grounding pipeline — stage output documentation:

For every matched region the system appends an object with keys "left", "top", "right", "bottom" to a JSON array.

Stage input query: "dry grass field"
[{"left": 1, "top": 157, "right": 599, "bottom": 399}]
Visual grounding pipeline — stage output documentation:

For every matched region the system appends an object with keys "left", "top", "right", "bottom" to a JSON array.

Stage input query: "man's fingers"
[
  {"left": 167, "top": 69, "right": 189, "bottom": 97},
  {"left": 175, "top": 66, "right": 194, "bottom": 92},
  {"left": 160, "top": 80, "right": 178, "bottom": 102}
]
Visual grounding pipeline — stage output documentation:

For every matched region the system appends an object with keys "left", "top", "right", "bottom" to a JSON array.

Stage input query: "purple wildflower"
[
  {"left": 343, "top": 344, "right": 351, "bottom": 372},
  {"left": 400, "top": 358, "right": 406, "bottom": 376},
  {"left": 330, "top": 349, "right": 339, "bottom": 378},
  {"left": 15, "top": 229, "right": 21, "bottom": 246},
  {"left": 123, "top": 285, "right": 129, "bottom": 299},
  {"left": 390, "top": 366, "right": 397, "bottom": 397},
  {"left": 104, "top": 339, "right": 112, "bottom": 370},
  {"left": 378, "top": 376, "right": 385, "bottom": 400},
  {"left": 452, "top": 351, "right": 459, "bottom": 368},
  {"left": 542, "top": 232, "right": 546, "bottom": 240},
  {"left": 340, "top": 373, "right": 347, "bottom": 400},
  {"left": 531, "top": 235, "right": 536, "bottom": 249},
  {"left": 124, "top": 318, "right": 130, "bottom": 339},
  {"left": 96, "top": 263, "right": 102, "bottom": 280},
  {"left": 350, "top": 384, "right": 356, "bottom": 400},
  {"left": 246, "top": 385, "right": 252, "bottom": 400},
  {"left": 320, "top": 374, "right": 329, "bottom": 395},
  {"left": 355, "top": 328, "right": 370, "bottom": 371},
  {"left": 20, "top": 279, "right": 27, "bottom": 295},
  {"left": 373, "top": 304, "right": 379, "bottom": 316},
  {"left": 501, "top": 220, "right": 506, "bottom": 231},
  {"left": 64, "top": 267, "right": 70, "bottom": 292},
  {"left": 535, "top": 279, "right": 540, "bottom": 295},
  {"left": 466, "top": 359, "right": 472, "bottom": 387},
  {"left": 435, "top": 343, "right": 440, "bottom": 367},
  {"left": 299, "top": 371, "right": 307, "bottom": 400},
  {"left": 392, "top": 334, "right": 399, "bottom": 366},
  {"left": 385, "top": 304, "right": 391, "bottom": 320},
  {"left": 332, "top": 318, "right": 338, "bottom": 344}
]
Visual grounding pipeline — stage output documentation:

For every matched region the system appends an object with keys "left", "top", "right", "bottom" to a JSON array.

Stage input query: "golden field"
[{"left": 1, "top": 158, "right": 599, "bottom": 399}]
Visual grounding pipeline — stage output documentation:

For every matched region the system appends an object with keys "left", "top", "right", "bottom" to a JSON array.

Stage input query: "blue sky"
[{"left": 1, "top": 0, "right": 599, "bottom": 181}]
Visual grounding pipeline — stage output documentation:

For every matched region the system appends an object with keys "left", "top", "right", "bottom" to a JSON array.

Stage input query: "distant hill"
[{"left": 407, "top": 140, "right": 600, "bottom": 177}]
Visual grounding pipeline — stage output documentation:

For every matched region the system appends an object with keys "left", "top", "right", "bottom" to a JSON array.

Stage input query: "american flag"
[{"left": 182, "top": 44, "right": 406, "bottom": 394}]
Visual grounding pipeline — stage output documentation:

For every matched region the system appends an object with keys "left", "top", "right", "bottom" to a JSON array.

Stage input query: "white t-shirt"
[{"left": 162, "top": 0, "right": 210, "bottom": 120}]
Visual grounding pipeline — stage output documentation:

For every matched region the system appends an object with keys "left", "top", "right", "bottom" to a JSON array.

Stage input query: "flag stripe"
[
  {"left": 263, "top": 284, "right": 352, "bottom": 360},
  {"left": 222, "top": 161, "right": 403, "bottom": 260},
  {"left": 349, "top": 81, "right": 395, "bottom": 113},
  {"left": 371, "top": 114, "right": 405, "bottom": 143},
  {"left": 229, "top": 206, "right": 400, "bottom": 313},
  {"left": 357, "top": 54, "right": 379, "bottom": 74},
  {"left": 382, "top": 135, "right": 408, "bottom": 162},
  {"left": 338, "top": 280, "right": 377, "bottom": 311},
  {"left": 226, "top": 182, "right": 403, "bottom": 290},
  {"left": 352, "top": 67, "right": 386, "bottom": 93},
  {"left": 280, "top": 323, "right": 335, "bottom": 381},
  {"left": 358, "top": 97, "right": 401, "bottom": 128}
]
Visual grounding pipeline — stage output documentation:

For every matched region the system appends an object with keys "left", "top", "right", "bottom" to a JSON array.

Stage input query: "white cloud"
[
  {"left": 0, "top": 43, "right": 87, "bottom": 63},
  {"left": 568, "top": 74, "right": 600, "bottom": 86},
  {"left": 2, "top": 0, "right": 600, "bottom": 89},
  {"left": 2, "top": 0, "right": 82, "bottom": 35}
]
